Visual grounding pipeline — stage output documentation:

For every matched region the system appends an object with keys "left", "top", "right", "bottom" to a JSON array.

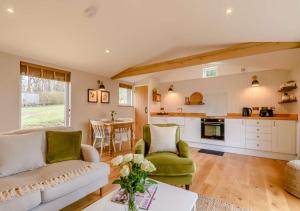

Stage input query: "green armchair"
[{"left": 134, "top": 124, "right": 195, "bottom": 189}]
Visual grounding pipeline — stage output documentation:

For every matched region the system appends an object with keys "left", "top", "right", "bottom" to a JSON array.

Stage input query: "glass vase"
[{"left": 127, "top": 193, "right": 139, "bottom": 211}]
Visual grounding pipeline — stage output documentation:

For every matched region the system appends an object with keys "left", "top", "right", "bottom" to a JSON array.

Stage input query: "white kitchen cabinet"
[
  {"left": 167, "top": 117, "right": 185, "bottom": 126},
  {"left": 182, "top": 118, "right": 201, "bottom": 142},
  {"left": 150, "top": 116, "right": 185, "bottom": 138},
  {"left": 272, "top": 120, "right": 296, "bottom": 154},
  {"left": 225, "top": 119, "right": 246, "bottom": 148},
  {"left": 150, "top": 116, "right": 168, "bottom": 124}
]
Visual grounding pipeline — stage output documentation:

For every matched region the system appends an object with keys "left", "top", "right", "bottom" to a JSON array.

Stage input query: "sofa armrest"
[
  {"left": 177, "top": 140, "right": 190, "bottom": 158},
  {"left": 81, "top": 144, "right": 100, "bottom": 163},
  {"left": 134, "top": 139, "right": 146, "bottom": 155}
]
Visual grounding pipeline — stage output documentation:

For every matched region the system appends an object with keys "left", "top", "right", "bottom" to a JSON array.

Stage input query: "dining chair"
[
  {"left": 115, "top": 118, "right": 133, "bottom": 151},
  {"left": 90, "top": 120, "right": 112, "bottom": 155}
]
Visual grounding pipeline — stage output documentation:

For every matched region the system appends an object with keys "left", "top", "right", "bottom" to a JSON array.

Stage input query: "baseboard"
[{"left": 188, "top": 142, "right": 297, "bottom": 161}]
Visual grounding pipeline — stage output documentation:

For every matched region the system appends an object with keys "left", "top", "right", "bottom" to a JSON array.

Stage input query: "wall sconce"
[
  {"left": 97, "top": 80, "right": 105, "bottom": 90},
  {"left": 168, "top": 85, "right": 174, "bottom": 92},
  {"left": 251, "top": 75, "right": 259, "bottom": 87}
]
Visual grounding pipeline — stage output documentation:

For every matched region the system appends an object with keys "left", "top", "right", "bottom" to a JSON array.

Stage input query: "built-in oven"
[{"left": 201, "top": 118, "right": 225, "bottom": 141}]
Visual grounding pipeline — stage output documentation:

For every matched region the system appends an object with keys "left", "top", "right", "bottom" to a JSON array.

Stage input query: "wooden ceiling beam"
[{"left": 111, "top": 42, "right": 300, "bottom": 80}]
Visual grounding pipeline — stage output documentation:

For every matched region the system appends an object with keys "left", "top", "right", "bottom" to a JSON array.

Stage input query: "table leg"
[
  {"left": 130, "top": 126, "right": 133, "bottom": 151},
  {"left": 109, "top": 126, "right": 114, "bottom": 157}
]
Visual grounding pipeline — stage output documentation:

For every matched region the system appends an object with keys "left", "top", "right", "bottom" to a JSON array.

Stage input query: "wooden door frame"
[{"left": 133, "top": 85, "right": 149, "bottom": 140}]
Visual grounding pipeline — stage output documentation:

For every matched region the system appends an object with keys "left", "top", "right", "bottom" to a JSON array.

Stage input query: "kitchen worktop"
[{"left": 150, "top": 112, "right": 298, "bottom": 121}]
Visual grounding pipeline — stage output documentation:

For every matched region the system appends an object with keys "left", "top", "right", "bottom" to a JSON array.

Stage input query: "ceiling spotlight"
[
  {"left": 226, "top": 8, "right": 233, "bottom": 15},
  {"left": 7, "top": 8, "right": 14, "bottom": 13},
  {"left": 105, "top": 49, "right": 110, "bottom": 54}
]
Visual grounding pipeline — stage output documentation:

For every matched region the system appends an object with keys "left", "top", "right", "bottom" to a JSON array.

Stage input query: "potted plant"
[{"left": 111, "top": 154, "right": 157, "bottom": 211}]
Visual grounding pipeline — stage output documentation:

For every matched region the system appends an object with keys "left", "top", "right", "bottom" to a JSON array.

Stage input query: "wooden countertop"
[{"left": 150, "top": 112, "right": 298, "bottom": 121}]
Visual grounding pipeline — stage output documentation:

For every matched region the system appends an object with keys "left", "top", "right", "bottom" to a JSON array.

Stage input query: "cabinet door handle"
[
  {"left": 257, "top": 144, "right": 260, "bottom": 147},
  {"left": 257, "top": 136, "right": 260, "bottom": 138},
  {"left": 257, "top": 129, "right": 260, "bottom": 131}
]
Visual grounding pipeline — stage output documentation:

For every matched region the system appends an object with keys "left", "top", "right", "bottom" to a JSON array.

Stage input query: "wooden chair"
[
  {"left": 115, "top": 118, "right": 133, "bottom": 151},
  {"left": 90, "top": 120, "right": 112, "bottom": 155}
]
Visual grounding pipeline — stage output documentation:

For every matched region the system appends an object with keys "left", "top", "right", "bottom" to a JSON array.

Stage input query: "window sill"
[{"left": 118, "top": 104, "right": 134, "bottom": 108}]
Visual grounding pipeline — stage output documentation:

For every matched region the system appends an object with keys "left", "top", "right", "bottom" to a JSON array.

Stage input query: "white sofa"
[{"left": 0, "top": 127, "right": 110, "bottom": 211}]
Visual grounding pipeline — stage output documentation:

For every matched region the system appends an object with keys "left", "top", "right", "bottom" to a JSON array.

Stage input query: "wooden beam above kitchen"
[{"left": 111, "top": 42, "right": 300, "bottom": 80}]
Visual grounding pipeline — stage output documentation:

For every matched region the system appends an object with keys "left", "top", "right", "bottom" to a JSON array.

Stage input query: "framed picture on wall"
[
  {"left": 101, "top": 91, "right": 110, "bottom": 104},
  {"left": 88, "top": 89, "right": 98, "bottom": 103}
]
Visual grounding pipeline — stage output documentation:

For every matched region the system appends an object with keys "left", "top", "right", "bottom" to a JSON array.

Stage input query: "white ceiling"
[{"left": 0, "top": 0, "right": 300, "bottom": 78}]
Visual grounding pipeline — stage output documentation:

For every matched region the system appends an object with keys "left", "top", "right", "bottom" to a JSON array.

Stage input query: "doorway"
[{"left": 134, "top": 86, "right": 148, "bottom": 140}]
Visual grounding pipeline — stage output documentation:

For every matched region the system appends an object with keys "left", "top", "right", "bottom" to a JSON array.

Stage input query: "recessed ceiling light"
[
  {"left": 105, "top": 49, "right": 110, "bottom": 54},
  {"left": 7, "top": 8, "right": 14, "bottom": 13},
  {"left": 226, "top": 8, "right": 233, "bottom": 15}
]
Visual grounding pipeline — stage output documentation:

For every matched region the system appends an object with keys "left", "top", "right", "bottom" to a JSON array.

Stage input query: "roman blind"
[
  {"left": 20, "top": 61, "right": 71, "bottom": 82},
  {"left": 119, "top": 83, "right": 132, "bottom": 89}
]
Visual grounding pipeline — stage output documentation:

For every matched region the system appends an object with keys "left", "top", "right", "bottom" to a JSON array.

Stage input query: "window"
[
  {"left": 203, "top": 66, "right": 217, "bottom": 78},
  {"left": 20, "top": 62, "right": 71, "bottom": 129},
  {"left": 119, "top": 83, "right": 133, "bottom": 106}
]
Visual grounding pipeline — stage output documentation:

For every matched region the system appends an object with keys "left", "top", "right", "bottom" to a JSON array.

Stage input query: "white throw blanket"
[{"left": 0, "top": 160, "right": 101, "bottom": 203}]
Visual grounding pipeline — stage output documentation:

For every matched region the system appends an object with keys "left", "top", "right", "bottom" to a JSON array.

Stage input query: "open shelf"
[
  {"left": 278, "top": 99, "right": 297, "bottom": 104},
  {"left": 278, "top": 86, "right": 297, "bottom": 92},
  {"left": 184, "top": 102, "right": 205, "bottom": 105}
]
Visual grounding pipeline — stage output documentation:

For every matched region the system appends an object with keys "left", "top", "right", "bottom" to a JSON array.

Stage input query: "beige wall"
[
  {"left": 157, "top": 69, "right": 297, "bottom": 115},
  {"left": 0, "top": 51, "right": 134, "bottom": 143},
  {"left": 0, "top": 52, "right": 21, "bottom": 131},
  {"left": 290, "top": 63, "right": 300, "bottom": 158}
]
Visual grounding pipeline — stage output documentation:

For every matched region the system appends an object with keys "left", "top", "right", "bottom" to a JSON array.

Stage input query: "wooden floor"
[{"left": 62, "top": 145, "right": 300, "bottom": 211}]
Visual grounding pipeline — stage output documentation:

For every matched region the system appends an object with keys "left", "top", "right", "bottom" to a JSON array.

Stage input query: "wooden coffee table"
[{"left": 83, "top": 182, "right": 198, "bottom": 211}]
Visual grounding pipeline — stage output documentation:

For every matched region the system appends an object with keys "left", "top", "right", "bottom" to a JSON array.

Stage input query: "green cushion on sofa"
[
  {"left": 46, "top": 131, "right": 82, "bottom": 164},
  {"left": 146, "top": 152, "right": 195, "bottom": 176}
]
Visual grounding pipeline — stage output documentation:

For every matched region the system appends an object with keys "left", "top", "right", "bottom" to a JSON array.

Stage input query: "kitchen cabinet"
[
  {"left": 245, "top": 120, "right": 272, "bottom": 152},
  {"left": 225, "top": 119, "right": 246, "bottom": 148},
  {"left": 150, "top": 116, "right": 185, "bottom": 138},
  {"left": 167, "top": 117, "right": 185, "bottom": 137},
  {"left": 272, "top": 120, "right": 296, "bottom": 154},
  {"left": 182, "top": 118, "right": 201, "bottom": 142},
  {"left": 150, "top": 116, "right": 168, "bottom": 124},
  {"left": 150, "top": 115, "right": 297, "bottom": 156}
]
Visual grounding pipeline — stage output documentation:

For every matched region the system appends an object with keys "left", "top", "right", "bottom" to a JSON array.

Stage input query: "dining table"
[{"left": 89, "top": 120, "right": 135, "bottom": 156}]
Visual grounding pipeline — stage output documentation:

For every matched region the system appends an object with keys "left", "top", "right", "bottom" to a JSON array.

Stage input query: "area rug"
[{"left": 197, "top": 195, "right": 250, "bottom": 211}]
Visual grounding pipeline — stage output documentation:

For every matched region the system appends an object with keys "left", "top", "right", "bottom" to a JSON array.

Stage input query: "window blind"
[
  {"left": 119, "top": 83, "right": 132, "bottom": 89},
  {"left": 20, "top": 61, "right": 71, "bottom": 82}
]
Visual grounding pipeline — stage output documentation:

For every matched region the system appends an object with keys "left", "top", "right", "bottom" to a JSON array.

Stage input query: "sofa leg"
[
  {"left": 99, "top": 188, "right": 103, "bottom": 197},
  {"left": 185, "top": 185, "right": 190, "bottom": 190}
]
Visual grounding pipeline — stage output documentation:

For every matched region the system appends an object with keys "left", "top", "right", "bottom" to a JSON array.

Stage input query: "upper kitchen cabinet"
[
  {"left": 225, "top": 119, "right": 246, "bottom": 148},
  {"left": 272, "top": 120, "right": 297, "bottom": 154}
]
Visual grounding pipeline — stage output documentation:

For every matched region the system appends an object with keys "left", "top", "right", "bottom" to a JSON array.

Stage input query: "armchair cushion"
[
  {"left": 146, "top": 152, "right": 195, "bottom": 176},
  {"left": 143, "top": 124, "right": 180, "bottom": 154},
  {"left": 81, "top": 144, "right": 100, "bottom": 163},
  {"left": 177, "top": 140, "right": 190, "bottom": 158},
  {"left": 149, "top": 125, "right": 178, "bottom": 154},
  {"left": 134, "top": 139, "right": 146, "bottom": 155}
]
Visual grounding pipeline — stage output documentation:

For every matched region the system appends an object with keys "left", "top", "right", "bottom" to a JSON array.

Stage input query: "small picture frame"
[
  {"left": 101, "top": 91, "right": 110, "bottom": 104},
  {"left": 88, "top": 89, "right": 98, "bottom": 103}
]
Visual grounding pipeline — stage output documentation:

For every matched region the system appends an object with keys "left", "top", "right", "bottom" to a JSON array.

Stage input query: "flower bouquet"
[{"left": 111, "top": 153, "right": 157, "bottom": 211}]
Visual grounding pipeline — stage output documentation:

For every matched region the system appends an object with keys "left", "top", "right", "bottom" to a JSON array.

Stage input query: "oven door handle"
[{"left": 203, "top": 123, "right": 223, "bottom": 126}]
